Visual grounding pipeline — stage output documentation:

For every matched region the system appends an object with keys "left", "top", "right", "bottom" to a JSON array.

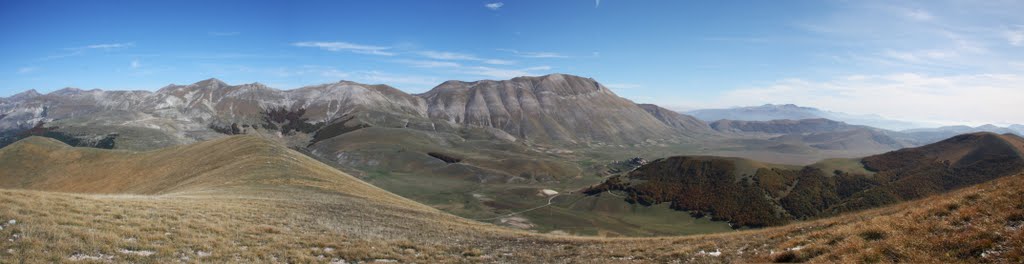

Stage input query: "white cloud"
[
  {"left": 419, "top": 51, "right": 479, "bottom": 60},
  {"left": 398, "top": 59, "right": 463, "bottom": 68},
  {"left": 497, "top": 49, "right": 569, "bottom": 58},
  {"left": 352, "top": 71, "right": 441, "bottom": 88},
  {"left": 1006, "top": 26, "right": 1024, "bottom": 46},
  {"left": 396, "top": 58, "right": 548, "bottom": 79},
  {"left": 485, "top": 2, "right": 504, "bottom": 10},
  {"left": 292, "top": 41, "right": 395, "bottom": 56},
  {"left": 905, "top": 9, "right": 933, "bottom": 21},
  {"left": 17, "top": 67, "right": 37, "bottom": 74},
  {"left": 483, "top": 59, "right": 515, "bottom": 65},
  {"left": 459, "top": 65, "right": 551, "bottom": 79},
  {"left": 417, "top": 50, "right": 517, "bottom": 65},
  {"left": 676, "top": 73, "right": 1024, "bottom": 125},
  {"left": 882, "top": 49, "right": 956, "bottom": 64},
  {"left": 72, "top": 42, "right": 135, "bottom": 50}
]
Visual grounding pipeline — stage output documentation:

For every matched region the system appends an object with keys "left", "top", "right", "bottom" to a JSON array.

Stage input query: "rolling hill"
[
  {"left": 586, "top": 132, "right": 1024, "bottom": 227},
  {"left": 1, "top": 135, "right": 1023, "bottom": 262}
]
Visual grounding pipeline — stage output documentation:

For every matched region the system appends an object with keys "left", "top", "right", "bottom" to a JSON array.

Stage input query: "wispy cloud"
[
  {"left": 352, "top": 71, "right": 442, "bottom": 88},
  {"left": 792, "top": 2, "right": 1012, "bottom": 72},
  {"left": 419, "top": 51, "right": 479, "bottom": 60},
  {"left": 292, "top": 41, "right": 395, "bottom": 56},
  {"left": 39, "top": 42, "right": 135, "bottom": 61},
  {"left": 882, "top": 49, "right": 956, "bottom": 64},
  {"left": 396, "top": 58, "right": 549, "bottom": 79},
  {"left": 417, "top": 50, "right": 515, "bottom": 65},
  {"left": 70, "top": 42, "right": 135, "bottom": 50},
  {"left": 209, "top": 31, "right": 240, "bottom": 37},
  {"left": 130, "top": 59, "right": 141, "bottom": 69},
  {"left": 459, "top": 65, "right": 552, "bottom": 79},
  {"left": 178, "top": 53, "right": 295, "bottom": 60},
  {"left": 485, "top": 2, "right": 504, "bottom": 10},
  {"left": 17, "top": 67, "right": 37, "bottom": 74},
  {"left": 482, "top": 59, "right": 515, "bottom": 65},
  {"left": 1006, "top": 26, "right": 1024, "bottom": 46},
  {"left": 904, "top": 9, "right": 933, "bottom": 21},
  {"left": 397, "top": 59, "right": 463, "bottom": 68},
  {"left": 497, "top": 49, "right": 569, "bottom": 58}
]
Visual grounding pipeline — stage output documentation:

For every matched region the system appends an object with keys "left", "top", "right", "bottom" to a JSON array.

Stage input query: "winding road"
[{"left": 474, "top": 194, "right": 561, "bottom": 221}]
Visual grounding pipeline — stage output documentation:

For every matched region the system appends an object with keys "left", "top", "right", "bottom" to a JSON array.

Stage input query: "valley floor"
[{"left": 2, "top": 173, "right": 1023, "bottom": 263}]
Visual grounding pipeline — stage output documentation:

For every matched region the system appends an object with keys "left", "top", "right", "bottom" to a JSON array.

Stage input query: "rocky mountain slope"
[
  {"left": 586, "top": 132, "right": 1024, "bottom": 227},
  {"left": 1, "top": 74, "right": 713, "bottom": 149},
  {"left": 637, "top": 103, "right": 716, "bottom": 136},
  {"left": 419, "top": 74, "right": 685, "bottom": 144}
]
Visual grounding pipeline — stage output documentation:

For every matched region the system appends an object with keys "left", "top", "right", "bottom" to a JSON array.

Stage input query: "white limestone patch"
[
  {"left": 118, "top": 248, "right": 155, "bottom": 256},
  {"left": 697, "top": 249, "right": 722, "bottom": 257},
  {"left": 69, "top": 253, "right": 114, "bottom": 262}
]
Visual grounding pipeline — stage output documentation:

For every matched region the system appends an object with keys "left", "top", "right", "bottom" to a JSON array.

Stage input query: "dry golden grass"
[{"left": 1, "top": 135, "right": 1022, "bottom": 263}]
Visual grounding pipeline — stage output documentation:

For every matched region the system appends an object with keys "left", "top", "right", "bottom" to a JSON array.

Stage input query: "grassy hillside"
[
  {"left": 0, "top": 135, "right": 1022, "bottom": 262},
  {"left": 0, "top": 135, "right": 427, "bottom": 208}
]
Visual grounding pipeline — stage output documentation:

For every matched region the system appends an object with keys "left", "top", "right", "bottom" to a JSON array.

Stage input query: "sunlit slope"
[{"left": 0, "top": 135, "right": 427, "bottom": 209}]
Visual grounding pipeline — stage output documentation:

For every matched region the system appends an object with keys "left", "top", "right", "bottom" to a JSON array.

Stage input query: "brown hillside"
[
  {"left": 0, "top": 135, "right": 426, "bottom": 208},
  {"left": 1, "top": 135, "right": 1023, "bottom": 262}
]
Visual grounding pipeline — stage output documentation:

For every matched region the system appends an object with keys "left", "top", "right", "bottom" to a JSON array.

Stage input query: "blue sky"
[{"left": 2, "top": 0, "right": 1023, "bottom": 125}]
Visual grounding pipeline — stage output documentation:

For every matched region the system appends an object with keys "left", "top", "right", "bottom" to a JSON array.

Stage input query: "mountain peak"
[
  {"left": 49, "top": 87, "right": 89, "bottom": 95},
  {"left": 6, "top": 89, "right": 42, "bottom": 100},
  {"left": 192, "top": 78, "right": 229, "bottom": 88}
]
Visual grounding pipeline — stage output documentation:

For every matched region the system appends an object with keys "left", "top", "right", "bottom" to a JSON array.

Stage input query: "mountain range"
[
  {"left": 688, "top": 103, "right": 934, "bottom": 130},
  {"left": 0, "top": 74, "right": 710, "bottom": 150}
]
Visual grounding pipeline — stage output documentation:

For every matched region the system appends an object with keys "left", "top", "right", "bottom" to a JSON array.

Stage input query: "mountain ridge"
[
  {"left": 0, "top": 73, "right": 711, "bottom": 147},
  {"left": 688, "top": 103, "right": 928, "bottom": 130}
]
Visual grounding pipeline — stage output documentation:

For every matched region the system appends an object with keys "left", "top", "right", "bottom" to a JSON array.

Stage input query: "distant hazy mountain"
[
  {"left": 709, "top": 118, "right": 912, "bottom": 154},
  {"left": 687, "top": 104, "right": 926, "bottom": 130},
  {"left": 709, "top": 118, "right": 852, "bottom": 134},
  {"left": 899, "top": 124, "right": 1022, "bottom": 144},
  {"left": 1012, "top": 124, "right": 1024, "bottom": 135}
]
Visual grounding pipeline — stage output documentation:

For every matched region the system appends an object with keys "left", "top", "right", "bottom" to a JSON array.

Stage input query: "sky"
[{"left": 1, "top": 0, "right": 1023, "bottom": 125}]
